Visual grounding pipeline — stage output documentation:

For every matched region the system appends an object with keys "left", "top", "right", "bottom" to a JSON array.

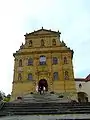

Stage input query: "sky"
[{"left": 0, "top": 0, "right": 90, "bottom": 95}]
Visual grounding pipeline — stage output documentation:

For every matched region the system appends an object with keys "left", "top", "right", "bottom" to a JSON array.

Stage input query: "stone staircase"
[
  {"left": 21, "top": 92, "right": 70, "bottom": 103},
  {"left": 0, "top": 93, "right": 90, "bottom": 117},
  {"left": 1, "top": 102, "right": 90, "bottom": 116}
]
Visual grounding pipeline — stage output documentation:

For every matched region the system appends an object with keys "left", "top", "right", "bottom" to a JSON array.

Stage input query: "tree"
[
  {"left": 3, "top": 94, "right": 11, "bottom": 102},
  {"left": 0, "top": 91, "right": 11, "bottom": 102},
  {"left": 0, "top": 91, "right": 5, "bottom": 101}
]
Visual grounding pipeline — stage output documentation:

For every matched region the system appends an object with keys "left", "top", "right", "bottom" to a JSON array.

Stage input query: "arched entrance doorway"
[
  {"left": 38, "top": 79, "right": 48, "bottom": 93},
  {"left": 78, "top": 92, "right": 88, "bottom": 102}
]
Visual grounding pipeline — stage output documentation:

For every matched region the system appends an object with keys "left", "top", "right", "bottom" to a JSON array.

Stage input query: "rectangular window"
[
  {"left": 28, "top": 58, "right": 33, "bottom": 65},
  {"left": 53, "top": 57, "right": 58, "bottom": 64},
  {"left": 40, "top": 56, "right": 46, "bottom": 65},
  {"left": 28, "top": 73, "right": 33, "bottom": 80}
]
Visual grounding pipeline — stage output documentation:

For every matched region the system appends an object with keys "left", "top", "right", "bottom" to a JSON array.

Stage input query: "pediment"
[{"left": 24, "top": 28, "right": 61, "bottom": 37}]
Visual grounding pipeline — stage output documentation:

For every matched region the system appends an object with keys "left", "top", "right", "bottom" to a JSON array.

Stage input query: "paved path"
[{"left": 0, "top": 114, "right": 90, "bottom": 120}]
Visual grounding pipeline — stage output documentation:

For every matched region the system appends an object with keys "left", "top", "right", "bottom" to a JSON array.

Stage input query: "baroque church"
[{"left": 11, "top": 27, "right": 90, "bottom": 102}]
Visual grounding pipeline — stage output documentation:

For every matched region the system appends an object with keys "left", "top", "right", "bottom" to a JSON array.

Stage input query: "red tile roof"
[
  {"left": 75, "top": 74, "right": 90, "bottom": 82},
  {"left": 85, "top": 74, "right": 90, "bottom": 82},
  {"left": 75, "top": 78, "right": 85, "bottom": 82}
]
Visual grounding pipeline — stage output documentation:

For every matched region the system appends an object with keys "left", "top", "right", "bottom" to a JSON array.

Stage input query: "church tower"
[{"left": 12, "top": 28, "right": 77, "bottom": 100}]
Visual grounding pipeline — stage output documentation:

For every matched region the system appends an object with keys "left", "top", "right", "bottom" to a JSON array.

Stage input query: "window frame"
[
  {"left": 52, "top": 57, "right": 58, "bottom": 64},
  {"left": 28, "top": 73, "right": 33, "bottom": 81},
  {"left": 79, "top": 83, "right": 82, "bottom": 88},
  {"left": 39, "top": 55, "right": 46, "bottom": 65},
  {"left": 28, "top": 58, "right": 33, "bottom": 66}
]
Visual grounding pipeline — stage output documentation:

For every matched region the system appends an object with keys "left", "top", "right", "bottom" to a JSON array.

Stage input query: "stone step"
[
  {"left": 4, "top": 102, "right": 90, "bottom": 107},
  {"left": 3, "top": 102, "right": 90, "bottom": 109},
  {"left": 2, "top": 103, "right": 90, "bottom": 111},
  {"left": 2, "top": 102, "right": 90, "bottom": 116},
  {"left": 1, "top": 109, "right": 90, "bottom": 116},
  {"left": 12, "top": 92, "right": 72, "bottom": 103},
  {"left": 3, "top": 105, "right": 90, "bottom": 110},
  {"left": 2, "top": 108, "right": 59, "bottom": 112},
  {"left": 22, "top": 93, "right": 70, "bottom": 103}
]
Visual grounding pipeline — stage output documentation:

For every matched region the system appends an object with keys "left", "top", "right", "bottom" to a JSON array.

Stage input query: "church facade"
[{"left": 12, "top": 28, "right": 77, "bottom": 100}]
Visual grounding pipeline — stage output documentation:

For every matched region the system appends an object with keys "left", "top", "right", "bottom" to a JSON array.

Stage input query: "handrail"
[{"left": 0, "top": 102, "right": 5, "bottom": 110}]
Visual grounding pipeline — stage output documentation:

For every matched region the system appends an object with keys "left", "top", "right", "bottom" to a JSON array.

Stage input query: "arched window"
[
  {"left": 18, "top": 73, "right": 22, "bottom": 81},
  {"left": 19, "top": 59, "right": 22, "bottom": 67},
  {"left": 28, "top": 73, "right": 33, "bottom": 80},
  {"left": 29, "top": 40, "right": 32, "bottom": 47},
  {"left": 41, "top": 39, "right": 44, "bottom": 46},
  {"left": 52, "top": 39, "right": 56, "bottom": 46},
  {"left": 53, "top": 57, "right": 58, "bottom": 64},
  {"left": 28, "top": 58, "right": 33, "bottom": 65},
  {"left": 64, "top": 57, "right": 67, "bottom": 64},
  {"left": 79, "top": 83, "right": 82, "bottom": 88},
  {"left": 64, "top": 71, "right": 69, "bottom": 80},
  {"left": 53, "top": 72, "right": 58, "bottom": 80},
  {"left": 39, "top": 56, "right": 46, "bottom": 65}
]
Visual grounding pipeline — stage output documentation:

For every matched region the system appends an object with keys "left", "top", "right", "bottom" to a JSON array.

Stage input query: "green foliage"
[
  {"left": 3, "top": 94, "right": 11, "bottom": 102},
  {"left": 0, "top": 91, "right": 11, "bottom": 102},
  {"left": 3, "top": 97, "right": 10, "bottom": 102}
]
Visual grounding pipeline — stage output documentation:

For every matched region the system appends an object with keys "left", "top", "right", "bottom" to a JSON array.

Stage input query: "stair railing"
[{"left": 0, "top": 101, "right": 5, "bottom": 110}]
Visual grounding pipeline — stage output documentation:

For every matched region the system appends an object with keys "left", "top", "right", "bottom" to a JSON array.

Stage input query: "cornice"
[
  {"left": 18, "top": 45, "right": 70, "bottom": 49},
  {"left": 12, "top": 80, "right": 33, "bottom": 84},
  {"left": 13, "top": 49, "right": 72, "bottom": 56},
  {"left": 13, "top": 46, "right": 72, "bottom": 56}
]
